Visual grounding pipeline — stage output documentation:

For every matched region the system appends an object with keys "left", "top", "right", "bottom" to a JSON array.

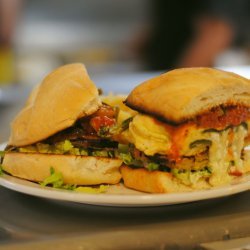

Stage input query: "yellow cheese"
[
  {"left": 127, "top": 114, "right": 249, "bottom": 187},
  {"left": 127, "top": 114, "right": 205, "bottom": 156},
  {"left": 128, "top": 114, "right": 171, "bottom": 155}
]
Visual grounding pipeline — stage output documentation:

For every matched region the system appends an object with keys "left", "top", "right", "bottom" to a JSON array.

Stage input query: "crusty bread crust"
[
  {"left": 121, "top": 161, "right": 250, "bottom": 193},
  {"left": 3, "top": 152, "right": 122, "bottom": 185},
  {"left": 125, "top": 68, "right": 250, "bottom": 124},
  {"left": 120, "top": 165, "right": 192, "bottom": 193},
  {"left": 9, "top": 63, "right": 101, "bottom": 147}
]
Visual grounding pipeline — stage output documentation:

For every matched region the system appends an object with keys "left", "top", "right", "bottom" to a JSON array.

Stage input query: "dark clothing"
[{"left": 143, "top": 0, "right": 250, "bottom": 70}]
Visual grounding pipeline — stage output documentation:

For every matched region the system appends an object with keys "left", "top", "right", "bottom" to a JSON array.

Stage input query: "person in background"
[
  {"left": 133, "top": 0, "right": 250, "bottom": 71},
  {"left": 0, "top": 0, "right": 22, "bottom": 83}
]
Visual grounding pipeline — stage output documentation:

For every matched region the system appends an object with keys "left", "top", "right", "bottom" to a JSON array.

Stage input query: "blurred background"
[
  {"left": 1, "top": 0, "right": 250, "bottom": 84},
  {"left": 0, "top": 0, "right": 250, "bottom": 141}
]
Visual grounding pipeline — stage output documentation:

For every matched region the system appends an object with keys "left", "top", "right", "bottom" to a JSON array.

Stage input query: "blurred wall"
[{"left": 14, "top": 0, "right": 149, "bottom": 84}]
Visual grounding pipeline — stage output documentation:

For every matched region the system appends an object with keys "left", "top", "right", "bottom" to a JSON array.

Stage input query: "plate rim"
[
  {"left": 0, "top": 173, "right": 250, "bottom": 207},
  {"left": 1, "top": 143, "right": 250, "bottom": 207}
]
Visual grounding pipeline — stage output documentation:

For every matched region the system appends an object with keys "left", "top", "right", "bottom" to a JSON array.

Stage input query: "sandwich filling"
[
  {"left": 6, "top": 103, "right": 129, "bottom": 159},
  {"left": 119, "top": 105, "right": 250, "bottom": 188}
]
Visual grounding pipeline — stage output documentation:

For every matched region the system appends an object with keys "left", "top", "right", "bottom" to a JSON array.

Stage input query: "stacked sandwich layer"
[
  {"left": 2, "top": 64, "right": 124, "bottom": 185},
  {"left": 119, "top": 68, "right": 250, "bottom": 193},
  {"left": 2, "top": 66, "right": 250, "bottom": 193}
]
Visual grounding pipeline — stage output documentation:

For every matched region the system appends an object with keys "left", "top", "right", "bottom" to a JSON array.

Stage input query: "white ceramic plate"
[
  {"left": 0, "top": 173, "right": 250, "bottom": 207},
  {"left": 1, "top": 66, "right": 250, "bottom": 207},
  {"left": 1, "top": 146, "right": 250, "bottom": 207}
]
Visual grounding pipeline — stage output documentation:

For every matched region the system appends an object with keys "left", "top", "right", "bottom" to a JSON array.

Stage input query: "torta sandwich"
[
  {"left": 2, "top": 63, "right": 125, "bottom": 185},
  {"left": 120, "top": 67, "right": 250, "bottom": 193}
]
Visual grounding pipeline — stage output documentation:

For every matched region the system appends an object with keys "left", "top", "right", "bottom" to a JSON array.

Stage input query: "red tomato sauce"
[
  {"left": 90, "top": 116, "right": 115, "bottom": 132},
  {"left": 196, "top": 106, "right": 250, "bottom": 129},
  {"left": 90, "top": 104, "right": 116, "bottom": 132},
  {"left": 153, "top": 105, "right": 250, "bottom": 162}
]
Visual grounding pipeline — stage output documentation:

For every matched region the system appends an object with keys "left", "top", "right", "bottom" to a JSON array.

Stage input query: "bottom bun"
[
  {"left": 3, "top": 152, "right": 122, "bottom": 185},
  {"left": 120, "top": 165, "right": 192, "bottom": 193}
]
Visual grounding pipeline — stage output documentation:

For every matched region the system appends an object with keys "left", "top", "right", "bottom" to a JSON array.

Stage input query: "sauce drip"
[{"left": 196, "top": 105, "right": 250, "bottom": 129}]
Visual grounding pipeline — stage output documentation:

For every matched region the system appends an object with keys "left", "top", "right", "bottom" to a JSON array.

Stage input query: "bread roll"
[
  {"left": 120, "top": 165, "right": 192, "bottom": 193},
  {"left": 3, "top": 152, "right": 122, "bottom": 185},
  {"left": 9, "top": 63, "right": 101, "bottom": 147},
  {"left": 125, "top": 67, "right": 250, "bottom": 124}
]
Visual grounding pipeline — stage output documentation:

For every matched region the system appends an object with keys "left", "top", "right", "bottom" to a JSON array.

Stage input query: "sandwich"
[
  {"left": 1, "top": 63, "right": 125, "bottom": 186},
  {"left": 119, "top": 67, "right": 250, "bottom": 193}
]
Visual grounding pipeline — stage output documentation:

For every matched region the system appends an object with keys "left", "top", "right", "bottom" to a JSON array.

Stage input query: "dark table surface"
[{"left": 0, "top": 185, "right": 250, "bottom": 249}]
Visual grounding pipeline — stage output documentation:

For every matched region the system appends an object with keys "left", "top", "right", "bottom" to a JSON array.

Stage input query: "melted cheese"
[
  {"left": 128, "top": 114, "right": 171, "bottom": 155},
  {"left": 127, "top": 114, "right": 249, "bottom": 187},
  {"left": 127, "top": 114, "right": 204, "bottom": 157}
]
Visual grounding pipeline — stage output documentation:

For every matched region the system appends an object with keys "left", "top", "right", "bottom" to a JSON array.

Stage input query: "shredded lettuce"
[
  {"left": 172, "top": 167, "right": 212, "bottom": 186},
  {"left": 17, "top": 140, "right": 115, "bottom": 158},
  {"left": 0, "top": 164, "right": 3, "bottom": 176},
  {"left": 40, "top": 167, "right": 76, "bottom": 190},
  {"left": 109, "top": 117, "right": 134, "bottom": 136},
  {"left": 40, "top": 167, "right": 109, "bottom": 193},
  {"left": 120, "top": 152, "right": 133, "bottom": 165},
  {"left": 146, "top": 162, "right": 159, "bottom": 171},
  {"left": 36, "top": 143, "right": 51, "bottom": 153},
  {"left": 0, "top": 151, "right": 5, "bottom": 157},
  {"left": 19, "top": 145, "right": 37, "bottom": 153},
  {"left": 40, "top": 167, "right": 64, "bottom": 188},
  {"left": 80, "top": 149, "right": 88, "bottom": 156},
  {"left": 92, "top": 150, "right": 109, "bottom": 157},
  {"left": 118, "top": 144, "right": 129, "bottom": 154},
  {"left": 119, "top": 152, "right": 143, "bottom": 167},
  {"left": 20, "top": 140, "right": 74, "bottom": 155},
  {"left": 55, "top": 140, "right": 73, "bottom": 152},
  {"left": 75, "top": 185, "right": 109, "bottom": 194}
]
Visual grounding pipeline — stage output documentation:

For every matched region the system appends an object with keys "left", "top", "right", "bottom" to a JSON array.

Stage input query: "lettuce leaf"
[
  {"left": 0, "top": 164, "right": 3, "bottom": 176},
  {"left": 172, "top": 167, "right": 212, "bottom": 185},
  {"left": 18, "top": 140, "right": 114, "bottom": 158},
  {"left": 146, "top": 162, "right": 159, "bottom": 171},
  {"left": 40, "top": 167, "right": 108, "bottom": 193},
  {"left": 40, "top": 167, "right": 64, "bottom": 188},
  {"left": 119, "top": 152, "right": 143, "bottom": 167},
  {"left": 75, "top": 185, "right": 109, "bottom": 194},
  {"left": 40, "top": 167, "right": 76, "bottom": 190},
  {"left": 54, "top": 140, "right": 73, "bottom": 153}
]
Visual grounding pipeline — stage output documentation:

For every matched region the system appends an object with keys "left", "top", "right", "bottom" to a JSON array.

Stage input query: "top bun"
[
  {"left": 125, "top": 67, "right": 250, "bottom": 124},
  {"left": 9, "top": 63, "right": 101, "bottom": 146}
]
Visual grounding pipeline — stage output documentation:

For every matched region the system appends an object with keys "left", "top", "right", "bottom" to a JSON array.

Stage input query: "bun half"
[
  {"left": 3, "top": 152, "right": 122, "bottom": 185},
  {"left": 125, "top": 68, "right": 250, "bottom": 124},
  {"left": 9, "top": 63, "right": 101, "bottom": 146},
  {"left": 120, "top": 165, "right": 192, "bottom": 193}
]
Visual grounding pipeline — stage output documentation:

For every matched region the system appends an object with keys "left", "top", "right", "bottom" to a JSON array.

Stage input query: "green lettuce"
[
  {"left": 172, "top": 167, "right": 212, "bottom": 186},
  {"left": 92, "top": 150, "right": 109, "bottom": 157},
  {"left": 18, "top": 140, "right": 114, "bottom": 158},
  {"left": 108, "top": 117, "right": 134, "bottom": 136},
  {"left": 119, "top": 152, "right": 143, "bottom": 167},
  {"left": 75, "top": 185, "right": 109, "bottom": 194},
  {"left": 40, "top": 167, "right": 64, "bottom": 188},
  {"left": 40, "top": 167, "right": 109, "bottom": 193},
  {"left": 146, "top": 162, "right": 159, "bottom": 171},
  {"left": 19, "top": 145, "right": 37, "bottom": 153},
  {"left": 40, "top": 167, "right": 76, "bottom": 190},
  {"left": 0, "top": 164, "right": 3, "bottom": 176}
]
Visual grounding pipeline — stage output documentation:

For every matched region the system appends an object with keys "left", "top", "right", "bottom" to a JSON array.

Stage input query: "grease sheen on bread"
[
  {"left": 9, "top": 63, "right": 101, "bottom": 147},
  {"left": 125, "top": 67, "right": 250, "bottom": 124}
]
